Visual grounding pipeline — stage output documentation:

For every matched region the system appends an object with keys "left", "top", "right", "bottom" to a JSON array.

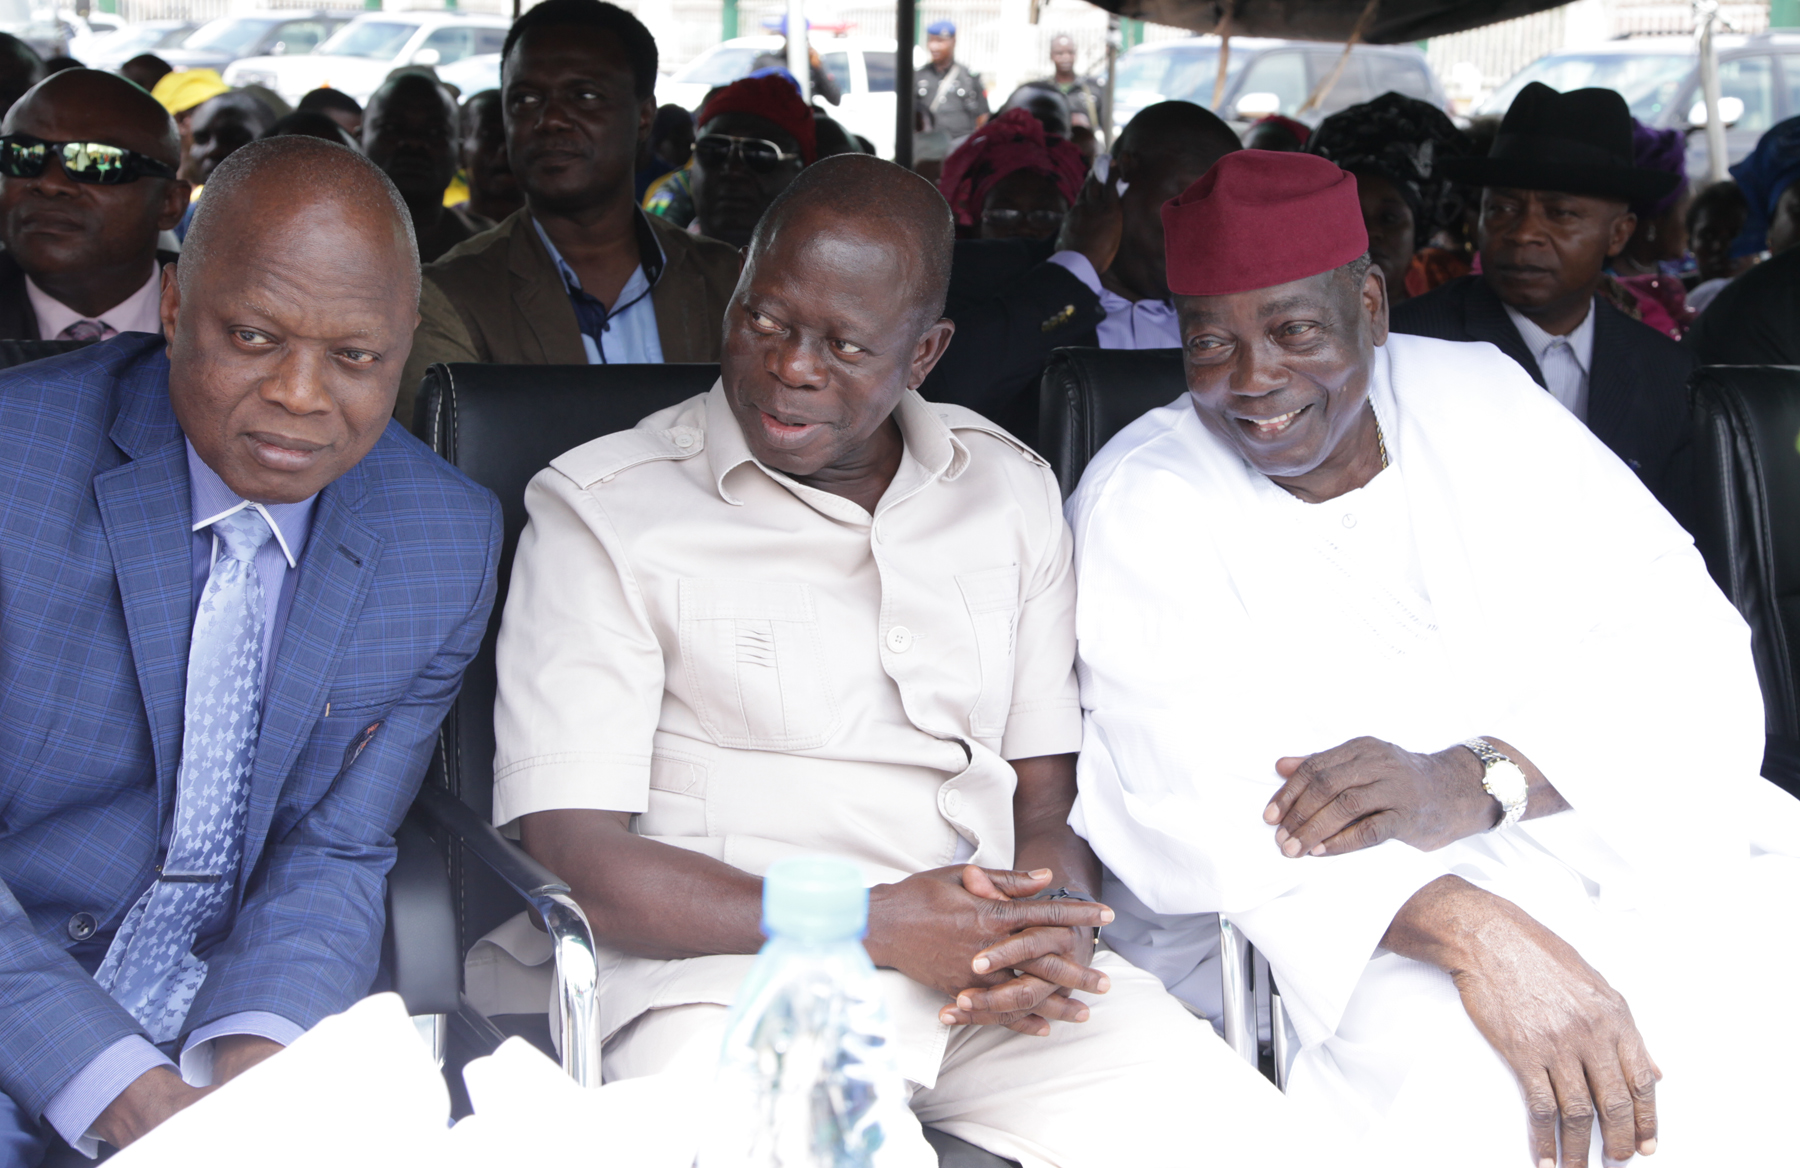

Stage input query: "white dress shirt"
[
  {"left": 1504, "top": 298, "right": 1595, "bottom": 421},
  {"left": 1046, "top": 250, "right": 1182, "bottom": 350},
  {"left": 25, "top": 263, "right": 164, "bottom": 341}
]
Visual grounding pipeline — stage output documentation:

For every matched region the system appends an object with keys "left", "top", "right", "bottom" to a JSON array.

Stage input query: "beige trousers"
[{"left": 602, "top": 948, "right": 1296, "bottom": 1168}]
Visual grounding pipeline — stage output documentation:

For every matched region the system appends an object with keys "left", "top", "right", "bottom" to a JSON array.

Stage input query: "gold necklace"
[{"left": 1374, "top": 407, "right": 1389, "bottom": 469}]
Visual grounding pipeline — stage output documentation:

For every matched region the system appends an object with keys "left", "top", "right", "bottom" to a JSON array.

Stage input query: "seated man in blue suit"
[{"left": 0, "top": 133, "right": 500, "bottom": 1164}]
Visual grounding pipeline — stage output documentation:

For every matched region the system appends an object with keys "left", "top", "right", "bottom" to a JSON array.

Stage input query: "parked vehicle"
[
  {"left": 57, "top": 8, "right": 125, "bottom": 62},
  {"left": 76, "top": 18, "right": 200, "bottom": 71},
  {"left": 0, "top": 0, "right": 68, "bottom": 60},
  {"left": 160, "top": 10, "right": 357, "bottom": 76},
  {"left": 224, "top": 11, "right": 509, "bottom": 105},
  {"left": 656, "top": 34, "right": 922, "bottom": 159},
  {"left": 1477, "top": 32, "right": 1800, "bottom": 173},
  {"left": 1111, "top": 35, "right": 1446, "bottom": 130},
  {"left": 437, "top": 50, "right": 498, "bottom": 98}
]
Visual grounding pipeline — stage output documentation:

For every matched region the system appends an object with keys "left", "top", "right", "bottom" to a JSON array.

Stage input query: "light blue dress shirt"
[
  {"left": 532, "top": 215, "right": 666, "bottom": 365},
  {"left": 1047, "top": 249, "right": 1182, "bottom": 350},
  {"left": 40, "top": 443, "right": 319, "bottom": 1152}
]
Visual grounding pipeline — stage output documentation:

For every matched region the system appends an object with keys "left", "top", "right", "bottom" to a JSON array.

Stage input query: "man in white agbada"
[{"left": 1067, "top": 149, "right": 1800, "bottom": 1167}]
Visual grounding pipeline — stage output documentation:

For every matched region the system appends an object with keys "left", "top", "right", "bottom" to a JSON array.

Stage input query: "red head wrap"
[
  {"left": 698, "top": 75, "right": 818, "bottom": 165},
  {"left": 936, "top": 108, "right": 1087, "bottom": 229},
  {"left": 1161, "top": 150, "right": 1368, "bottom": 297}
]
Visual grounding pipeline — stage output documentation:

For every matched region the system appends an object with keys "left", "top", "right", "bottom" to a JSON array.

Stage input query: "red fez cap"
[
  {"left": 698, "top": 75, "right": 818, "bottom": 165},
  {"left": 1161, "top": 150, "right": 1368, "bottom": 296}
]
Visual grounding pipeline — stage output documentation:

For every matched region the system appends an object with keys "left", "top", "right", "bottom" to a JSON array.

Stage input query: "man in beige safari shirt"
[{"left": 484, "top": 155, "right": 1286, "bottom": 1166}]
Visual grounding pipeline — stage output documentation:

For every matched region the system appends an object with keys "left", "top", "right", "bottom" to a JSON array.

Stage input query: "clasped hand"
[
  {"left": 868, "top": 865, "right": 1113, "bottom": 1037},
  {"left": 1263, "top": 736, "right": 1498, "bottom": 857}
]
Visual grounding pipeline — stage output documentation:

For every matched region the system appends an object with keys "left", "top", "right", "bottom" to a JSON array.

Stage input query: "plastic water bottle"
[{"left": 701, "top": 855, "right": 907, "bottom": 1167}]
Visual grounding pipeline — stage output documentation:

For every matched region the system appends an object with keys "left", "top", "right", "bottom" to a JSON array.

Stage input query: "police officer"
[{"left": 914, "top": 20, "right": 987, "bottom": 141}]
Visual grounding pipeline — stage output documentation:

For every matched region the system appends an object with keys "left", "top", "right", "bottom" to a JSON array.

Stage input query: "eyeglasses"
[
  {"left": 980, "top": 208, "right": 1065, "bottom": 230},
  {"left": 694, "top": 134, "right": 802, "bottom": 174},
  {"left": 0, "top": 134, "right": 178, "bottom": 185}
]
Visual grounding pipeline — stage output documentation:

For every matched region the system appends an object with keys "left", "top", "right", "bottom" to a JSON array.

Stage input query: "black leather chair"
[
  {"left": 1037, "top": 347, "right": 1186, "bottom": 498},
  {"left": 391, "top": 361, "right": 1019, "bottom": 1166},
  {"left": 1689, "top": 364, "right": 1800, "bottom": 797},
  {"left": 1037, "top": 347, "right": 1295, "bottom": 1091},
  {"left": 0, "top": 338, "right": 95, "bottom": 368}
]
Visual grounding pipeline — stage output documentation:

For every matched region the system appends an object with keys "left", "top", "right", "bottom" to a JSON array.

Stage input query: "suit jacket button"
[{"left": 67, "top": 912, "right": 96, "bottom": 941}]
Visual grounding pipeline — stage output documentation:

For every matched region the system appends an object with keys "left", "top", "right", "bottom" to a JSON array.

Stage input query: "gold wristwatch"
[{"left": 1462, "top": 738, "right": 1528, "bottom": 829}]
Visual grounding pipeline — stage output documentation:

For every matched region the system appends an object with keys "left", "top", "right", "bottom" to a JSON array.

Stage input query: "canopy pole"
[
  {"left": 1103, "top": 13, "right": 1119, "bottom": 149},
  {"left": 1299, "top": 0, "right": 1378, "bottom": 115},
  {"left": 788, "top": 0, "right": 811, "bottom": 105},
  {"left": 1697, "top": 0, "right": 1728, "bottom": 183},
  {"left": 1210, "top": 2, "right": 1234, "bottom": 111},
  {"left": 895, "top": 0, "right": 915, "bottom": 165}
]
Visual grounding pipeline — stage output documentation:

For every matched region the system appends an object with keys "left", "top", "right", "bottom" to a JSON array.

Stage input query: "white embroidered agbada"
[{"left": 1067, "top": 332, "right": 1800, "bottom": 1164}]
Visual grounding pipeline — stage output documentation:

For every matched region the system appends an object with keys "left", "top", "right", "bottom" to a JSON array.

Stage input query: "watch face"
[{"left": 1487, "top": 759, "right": 1530, "bottom": 808}]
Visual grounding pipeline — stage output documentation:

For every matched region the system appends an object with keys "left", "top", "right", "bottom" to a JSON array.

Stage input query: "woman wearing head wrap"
[
  {"left": 937, "top": 107, "right": 1086, "bottom": 241},
  {"left": 1728, "top": 115, "right": 1800, "bottom": 258},
  {"left": 1305, "top": 91, "right": 1472, "bottom": 302},
  {"left": 1610, "top": 120, "right": 1694, "bottom": 339}
]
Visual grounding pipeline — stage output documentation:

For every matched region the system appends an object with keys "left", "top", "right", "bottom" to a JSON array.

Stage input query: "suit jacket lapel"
[
  {"left": 93, "top": 365, "right": 191, "bottom": 820},
  {"left": 1583, "top": 300, "right": 1632, "bottom": 443},
  {"left": 240, "top": 461, "right": 382, "bottom": 875},
  {"left": 1464, "top": 279, "right": 1546, "bottom": 388},
  {"left": 510, "top": 216, "right": 589, "bottom": 366}
]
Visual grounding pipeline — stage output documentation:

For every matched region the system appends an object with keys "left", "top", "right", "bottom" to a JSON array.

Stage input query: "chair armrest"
[
  {"left": 411, "top": 784, "right": 603, "bottom": 1087},
  {"left": 385, "top": 813, "right": 461, "bottom": 1017},
  {"left": 1218, "top": 915, "right": 1257, "bottom": 1067}
]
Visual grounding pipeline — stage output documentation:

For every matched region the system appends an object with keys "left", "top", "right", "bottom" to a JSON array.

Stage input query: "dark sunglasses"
[
  {"left": 981, "top": 208, "right": 1066, "bottom": 230},
  {"left": 694, "top": 133, "right": 801, "bottom": 174},
  {"left": 0, "top": 134, "right": 178, "bottom": 184}
]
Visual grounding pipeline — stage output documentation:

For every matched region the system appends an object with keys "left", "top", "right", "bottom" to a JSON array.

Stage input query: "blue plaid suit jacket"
[{"left": 0, "top": 335, "right": 501, "bottom": 1118}]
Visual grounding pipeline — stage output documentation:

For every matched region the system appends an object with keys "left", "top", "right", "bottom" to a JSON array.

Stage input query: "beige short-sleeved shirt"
[{"left": 488, "top": 384, "right": 1081, "bottom": 1082}]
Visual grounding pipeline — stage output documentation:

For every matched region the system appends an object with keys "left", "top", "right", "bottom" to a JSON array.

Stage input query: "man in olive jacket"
[{"left": 397, "top": 0, "right": 739, "bottom": 427}]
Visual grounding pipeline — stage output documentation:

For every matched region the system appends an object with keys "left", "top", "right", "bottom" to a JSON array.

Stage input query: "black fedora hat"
[{"left": 1440, "top": 82, "right": 1680, "bottom": 202}]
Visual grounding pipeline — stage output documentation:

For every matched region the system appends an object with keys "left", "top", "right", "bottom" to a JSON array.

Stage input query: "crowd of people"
[{"left": 0, "top": 1, "right": 1795, "bottom": 1165}]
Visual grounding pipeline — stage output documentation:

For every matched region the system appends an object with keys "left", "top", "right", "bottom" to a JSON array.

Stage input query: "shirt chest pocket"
[
  {"left": 957, "top": 565, "right": 1020, "bottom": 740},
  {"left": 677, "top": 579, "right": 841, "bottom": 751}
]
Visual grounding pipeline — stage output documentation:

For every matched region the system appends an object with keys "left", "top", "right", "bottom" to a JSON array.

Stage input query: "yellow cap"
[{"left": 151, "top": 68, "right": 231, "bottom": 117}]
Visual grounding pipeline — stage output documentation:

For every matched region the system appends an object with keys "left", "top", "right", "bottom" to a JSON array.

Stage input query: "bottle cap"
[{"left": 762, "top": 856, "right": 868, "bottom": 942}]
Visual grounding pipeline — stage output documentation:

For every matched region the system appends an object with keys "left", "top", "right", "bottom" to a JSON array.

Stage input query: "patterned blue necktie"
[{"left": 95, "top": 506, "right": 274, "bottom": 1043}]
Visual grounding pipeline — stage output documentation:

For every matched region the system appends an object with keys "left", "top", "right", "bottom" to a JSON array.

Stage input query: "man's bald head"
[
  {"left": 724, "top": 154, "right": 957, "bottom": 489},
  {"left": 4, "top": 68, "right": 178, "bottom": 166},
  {"left": 751, "top": 154, "right": 954, "bottom": 329},
  {"left": 180, "top": 134, "right": 417, "bottom": 301},
  {"left": 0, "top": 69, "right": 187, "bottom": 313},
  {"left": 1115, "top": 100, "right": 1240, "bottom": 168},
  {"left": 1110, "top": 101, "right": 1243, "bottom": 302},
  {"left": 165, "top": 136, "right": 421, "bottom": 505}
]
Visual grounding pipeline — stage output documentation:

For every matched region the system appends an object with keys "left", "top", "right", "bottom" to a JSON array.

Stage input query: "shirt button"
[
  {"left": 67, "top": 912, "right": 96, "bottom": 941},
  {"left": 673, "top": 431, "right": 694, "bottom": 448},
  {"left": 943, "top": 790, "right": 965, "bottom": 816},
  {"left": 1341, "top": 513, "right": 1357, "bottom": 529},
  {"left": 886, "top": 626, "right": 913, "bottom": 653}
]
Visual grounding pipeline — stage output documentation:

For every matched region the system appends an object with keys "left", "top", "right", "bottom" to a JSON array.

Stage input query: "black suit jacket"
[
  {"left": 1685, "top": 246, "right": 1800, "bottom": 367},
  {"left": 1390, "top": 274, "right": 1695, "bottom": 526},
  {"left": 0, "top": 249, "right": 180, "bottom": 341},
  {"left": 920, "top": 236, "right": 1105, "bottom": 450}
]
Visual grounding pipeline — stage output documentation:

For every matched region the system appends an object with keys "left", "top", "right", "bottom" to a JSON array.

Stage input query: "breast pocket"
[
  {"left": 677, "top": 579, "right": 841, "bottom": 751},
  {"left": 958, "top": 565, "right": 1020, "bottom": 740}
]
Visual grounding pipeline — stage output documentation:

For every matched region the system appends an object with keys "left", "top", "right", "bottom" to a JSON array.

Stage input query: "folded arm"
[{"left": 1265, "top": 735, "right": 1570, "bottom": 858}]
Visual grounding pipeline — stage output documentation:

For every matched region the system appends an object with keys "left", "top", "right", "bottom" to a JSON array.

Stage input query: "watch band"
[{"left": 1462, "top": 738, "right": 1529, "bottom": 829}]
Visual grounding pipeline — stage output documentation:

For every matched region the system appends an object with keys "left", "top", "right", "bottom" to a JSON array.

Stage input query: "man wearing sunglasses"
[
  {"left": 0, "top": 69, "right": 188, "bottom": 344},
  {"left": 690, "top": 75, "right": 813, "bottom": 250}
]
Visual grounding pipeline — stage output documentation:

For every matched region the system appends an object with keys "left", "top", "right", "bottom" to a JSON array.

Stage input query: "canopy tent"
[{"left": 1073, "top": 0, "right": 1571, "bottom": 44}]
